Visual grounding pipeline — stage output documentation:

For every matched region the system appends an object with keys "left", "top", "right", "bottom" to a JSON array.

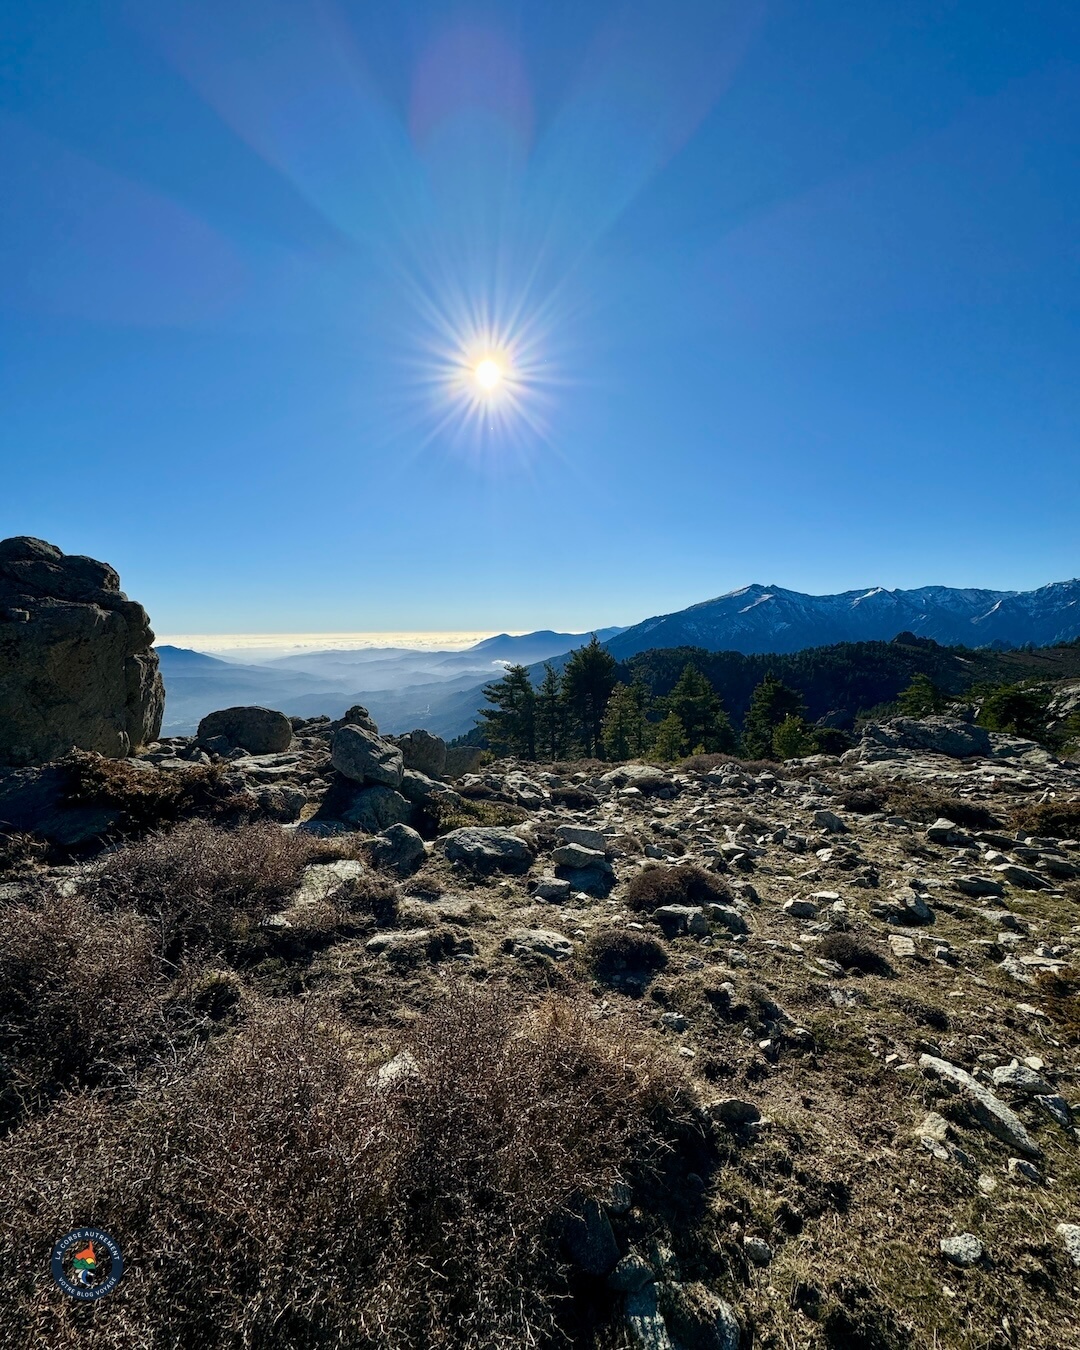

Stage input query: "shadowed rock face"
[{"left": 0, "top": 536, "right": 164, "bottom": 765}]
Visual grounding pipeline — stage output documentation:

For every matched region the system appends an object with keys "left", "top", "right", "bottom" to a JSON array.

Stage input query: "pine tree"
[
  {"left": 478, "top": 664, "right": 536, "bottom": 759},
  {"left": 601, "top": 680, "right": 653, "bottom": 761},
  {"left": 562, "top": 635, "right": 618, "bottom": 757},
  {"left": 666, "top": 663, "right": 736, "bottom": 753},
  {"left": 650, "top": 711, "right": 687, "bottom": 762},
  {"left": 741, "top": 674, "right": 806, "bottom": 759},
  {"left": 897, "top": 672, "right": 943, "bottom": 718},
  {"left": 771, "top": 714, "right": 816, "bottom": 760},
  {"left": 535, "top": 663, "right": 566, "bottom": 762}
]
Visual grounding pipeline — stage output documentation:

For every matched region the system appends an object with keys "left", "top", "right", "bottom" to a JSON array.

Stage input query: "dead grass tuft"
[
  {"left": 623, "top": 863, "right": 733, "bottom": 913},
  {"left": 1034, "top": 965, "right": 1080, "bottom": 1043},
  {"left": 62, "top": 750, "right": 253, "bottom": 833},
  {"left": 818, "top": 933, "right": 892, "bottom": 976},
  {"left": 883, "top": 783, "right": 1002, "bottom": 831}
]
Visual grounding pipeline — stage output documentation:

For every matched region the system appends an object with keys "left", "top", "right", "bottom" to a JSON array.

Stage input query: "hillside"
[
  {"left": 616, "top": 634, "right": 1080, "bottom": 731},
  {"left": 4, "top": 712, "right": 1080, "bottom": 1348}
]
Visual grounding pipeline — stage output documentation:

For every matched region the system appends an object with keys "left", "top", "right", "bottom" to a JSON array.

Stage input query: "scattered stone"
[
  {"left": 783, "top": 898, "right": 818, "bottom": 919},
  {"left": 565, "top": 1199, "right": 619, "bottom": 1275},
  {"left": 743, "top": 1237, "right": 773, "bottom": 1266},
  {"left": 992, "top": 1060, "right": 1052, "bottom": 1096},
  {"left": 653, "top": 904, "right": 708, "bottom": 938},
  {"left": 1036, "top": 1094, "right": 1073, "bottom": 1128},
  {"left": 553, "top": 842, "right": 610, "bottom": 870},
  {"left": 503, "top": 927, "right": 574, "bottom": 961},
  {"left": 813, "top": 809, "right": 847, "bottom": 833},
  {"left": 704, "top": 903, "right": 749, "bottom": 934},
  {"left": 1057, "top": 1224, "right": 1080, "bottom": 1267},
  {"left": 919, "top": 1055, "right": 1042, "bottom": 1158},
  {"left": 366, "top": 822, "right": 426, "bottom": 875},
  {"left": 940, "top": 1233, "right": 984, "bottom": 1267},
  {"left": 556, "top": 823, "right": 608, "bottom": 853},
  {"left": 533, "top": 876, "right": 572, "bottom": 903}
]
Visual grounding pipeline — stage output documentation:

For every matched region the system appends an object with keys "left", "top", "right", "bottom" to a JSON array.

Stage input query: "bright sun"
[{"left": 474, "top": 358, "right": 502, "bottom": 391}]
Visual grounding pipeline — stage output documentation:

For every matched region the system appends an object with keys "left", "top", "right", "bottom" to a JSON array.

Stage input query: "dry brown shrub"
[
  {"left": 0, "top": 887, "right": 164, "bottom": 1123},
  {"left": 818, "top": 932, "right": 891, "bottom": 976},
  {"left": 623, "top": 863, "right": 732, "bottom": 913},
  {"left": 2, "top": 987, "right": 702, "bottom": 1349},
  {"left": 1034, "top": 965, "right": 1080, "bottom": 1043},
  {"left": 1012, "top": 799, "right": 1080, "bottom": 840},
  {"left": 90, "top": 819, "right": 312, "bottom": 956},
  {"left": 584, "top": 928, "right": 668, "bottom": 983},
  {"left": 62, "top": 750, "right": 252, "bottom": 833},
  {"left": 883, "top": 783, "right": 1002, "bottom": 831}
]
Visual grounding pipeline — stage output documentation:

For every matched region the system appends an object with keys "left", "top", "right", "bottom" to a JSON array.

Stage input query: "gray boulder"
[
  {"left": 444, "top": 745, "right": 485, "bottom": 778},
  {"left": 197, "top": 706, "right": 292, "bottom": 755},
  {"left": 862, "top": 717, "right": 992, "bottom": 759},
  {"left": 341, "top": 785, "right": 412, "bottom": 833},
  {"left": 332, "top": 725, "right": 404, "bottom": 788},
  {"left": 367, "top": 822, "right": 426, "bottom": 875},
  {"left": 393, "top": 729, "right": 446, "bottom": 777},
  {"left": 329, "top": 703, "right": 379, "bottom": 734},
  {"left": 503, "top": 927, "right": 574, "bottom": 960},
  {"left": 439, "top": 827, "right": 534, "bottom": 872},
  {"left": 0, "top": 536, "right": 163, "bottom": 765}
]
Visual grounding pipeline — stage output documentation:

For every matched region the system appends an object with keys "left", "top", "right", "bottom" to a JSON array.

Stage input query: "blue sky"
[{"left": 2, "top": 0, "right": 1078, "bottom": 634}]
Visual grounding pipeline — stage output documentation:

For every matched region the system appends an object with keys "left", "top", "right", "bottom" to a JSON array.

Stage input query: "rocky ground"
[{"left": 3, "top": 709, "right": 1080, "bottom": 1349}]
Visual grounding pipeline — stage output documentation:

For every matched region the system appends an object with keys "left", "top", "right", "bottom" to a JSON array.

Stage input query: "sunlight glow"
[{"left": 474, "top": 357, "right": 502, "bottom": 391}]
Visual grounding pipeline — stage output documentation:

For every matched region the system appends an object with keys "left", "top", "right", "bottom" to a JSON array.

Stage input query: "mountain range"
[
  {"left": 606, "top": 579, "right": 1080, "bottom": 658},
  {"left": 157, "top": 579, "right": 1080, "bottom": 739}
]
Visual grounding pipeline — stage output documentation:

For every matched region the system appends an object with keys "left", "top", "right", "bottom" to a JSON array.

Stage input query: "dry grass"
[
  {"left": 89, "top": 819, "right": 313, "bottom": 957},
  {"left": 623, "top": 863, "right": 733, "bottom": 913},
  {"left": 1034, "top": 965, "right": 1080, "bottom": 1043},
  {"left": 2, "top": 987, "right": 703, "bottom": 1350}
]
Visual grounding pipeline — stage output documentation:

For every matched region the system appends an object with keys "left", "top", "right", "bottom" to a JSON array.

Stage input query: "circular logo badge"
[{"left": 50, "top": 1228, "right": 123, "bottom": 1300}]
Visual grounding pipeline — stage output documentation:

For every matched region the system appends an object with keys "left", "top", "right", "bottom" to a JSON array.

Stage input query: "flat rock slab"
[
  {"left": 919, "top": 1054, "right": 1042, "bottom": 1158},
  {"left": 503, "top": 927, "right": 574, "bottom": 961},
  {"left": 440, "top": 827, "right": 534, "bottom": 872},
  {"left": 293, "top": 860, "right": 368, "bottom": 905}
]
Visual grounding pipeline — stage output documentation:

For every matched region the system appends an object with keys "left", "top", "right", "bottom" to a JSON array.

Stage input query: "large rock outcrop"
[{"left": 0, "top": 536, "right": 164, "bottom": 765}]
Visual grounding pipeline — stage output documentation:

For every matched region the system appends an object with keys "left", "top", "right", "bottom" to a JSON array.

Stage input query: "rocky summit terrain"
[{"left": 3, "top": 687, "right": 1080, "bottom": 1349}]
